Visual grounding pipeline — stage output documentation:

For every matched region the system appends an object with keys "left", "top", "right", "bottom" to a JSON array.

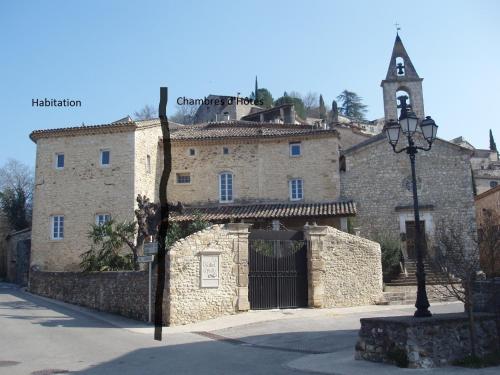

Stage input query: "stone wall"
[
  {"left": 29, "top": 224, "right": 250, "bottom": 325},
  {"left": 473, "top": 278, "right": 500, "bottom": 314},
  {"left": 29, "top": 270, "right": 153, "bottom": 322},
  {"left": 335, "top": 126, "right": 371, "bottom": 151},
  {"left": 167, "top": 223, "right": 249, "bottom": 325},
  {"left": 164, "top": 136, "right": 341, "bottom": 206},
  {"left": 6, "top": 229, "right": 31, "bottom": 285},
  {"left": 304, "top": 225, "right": 382, "bottom": 308},
  {"left": 341, "top": 136, "right": 476, "bottom": 258},
  {"left": 356, "top": 313, "right": 499, "bottom": 368},
  {"left": 0, "top": 214, "right": 10, "bottom": 279}
]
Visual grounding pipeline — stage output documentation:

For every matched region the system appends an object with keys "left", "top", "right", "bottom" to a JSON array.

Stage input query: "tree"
[
  {"left": 274, "top": 92, "right": 307, "bottom": 120},
  {"left": 81, "top": 220, "right": 136, "bottom": 272},
  {"left": 319, "top": 94, "right": 327, "bottom": 120},
  {"left": 478, "top": 209, "right": 500, "bottom": 278},
  {"left": 330, "top": 100, "right": 339, "bottom": 123},
  {"left": 432, "top": 218, "right": 481, "bottom": 358},
  {"left": 134, "top": 105, "right": 158, "bottom": 120},
  {"left": 302, "top": 92, "right": 318, "bottom": 115},
  {"left": 254, "top": 76, "right": 259, "bottom": 103},
  {"left": 336, "top": 90, "right": 368, "bottom": 120},
  {"left": 170, "top": 104, "right": 198, "bottom": 125},
  {"left": 371, "top": 230, "right": 403, "bottom": 283},
  {"left": 0, "top": 159, "right": 33, "bottom": 230},
  {"left": 490, "top": 129, "right": 498, "bottom": 154},
  {"left": 0, "top": 187, "right": 29, "bottom": 230},
  {"left": 250, "top": 88, "right": 274, "bottom": 108}
]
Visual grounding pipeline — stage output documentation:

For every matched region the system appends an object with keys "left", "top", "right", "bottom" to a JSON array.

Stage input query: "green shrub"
[{"left": 372, "top": 232, "right": 402, "bottom": 283}]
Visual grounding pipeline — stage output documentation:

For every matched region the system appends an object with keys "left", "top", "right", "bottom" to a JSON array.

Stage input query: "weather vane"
[{"left": 395, "top": 22, "right": 401, "bottom": 34}]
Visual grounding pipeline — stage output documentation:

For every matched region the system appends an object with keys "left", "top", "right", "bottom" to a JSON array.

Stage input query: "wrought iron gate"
[{"left": 248, "top": 230, "right": 308, "bottom": 309}]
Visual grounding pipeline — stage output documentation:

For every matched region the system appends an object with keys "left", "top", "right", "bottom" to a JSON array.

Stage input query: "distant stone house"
[
  {"left": 449, "top": 136, "right": 500, "bottom": 195},
  {"left": 192, "top": 94, "right": 262, "bottom": 123}
]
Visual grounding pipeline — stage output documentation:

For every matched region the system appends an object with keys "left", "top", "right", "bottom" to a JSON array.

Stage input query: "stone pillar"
[
  {"left": 227, "top": 223, "right": 252, "bottom": 311},
  {"left": 303, "top": 225, "right": 328, "bottom": 308}
]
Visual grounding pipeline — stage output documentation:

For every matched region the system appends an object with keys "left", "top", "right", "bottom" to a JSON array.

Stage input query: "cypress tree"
[
  {"left": 319, "top": 94, "right": 327, "bottom": 120},
  {"left": 254, "top": 76, "right": 259, "bottom": 102},
  {"left": 489, "top": 129, "right": 497, "bottom": 153}
]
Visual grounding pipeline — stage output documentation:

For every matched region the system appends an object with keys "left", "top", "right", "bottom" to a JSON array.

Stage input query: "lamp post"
[{"left": 384, "top": 95, "right": 438, "bottom": 318}]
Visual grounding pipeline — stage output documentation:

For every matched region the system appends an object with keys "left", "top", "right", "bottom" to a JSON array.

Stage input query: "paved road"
[{"left": 0, "top": 283, "right": 463, "bottom": 375}]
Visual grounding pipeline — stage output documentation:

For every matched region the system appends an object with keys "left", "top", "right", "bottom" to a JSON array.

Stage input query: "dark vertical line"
[{"left": 154, "top": 87, "right": 171, "bottom": 341}]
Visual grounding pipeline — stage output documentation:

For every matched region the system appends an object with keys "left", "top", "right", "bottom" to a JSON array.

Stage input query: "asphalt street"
[{"left": 0, "top": 283, "right": 464, "bottom": 375}]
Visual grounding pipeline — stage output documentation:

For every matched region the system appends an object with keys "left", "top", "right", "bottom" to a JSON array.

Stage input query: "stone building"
[
  {"left": 29, "top": 119, "right": 168, "bottom": 271},
  {"left": 340, "top": 134, "right": 475, "bottom": 258},
  {"left": 340, "top": 34, "right": 477, "bottom": 259},
  {"left": 450, "top": 136, "right": 500, "bottom": 195},
  {"left": 164, "top": 121, "right": 354, "bottom": 228},
  {"left": 29, "top": 119, "right": 356, "bottom": 271},
  {"left": 192, "top": 95, "right": 262, "bottom": 123}
]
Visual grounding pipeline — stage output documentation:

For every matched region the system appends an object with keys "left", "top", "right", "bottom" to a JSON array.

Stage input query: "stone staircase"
[{"left": 382, "top": 259, "right": 461, "bottom": 305}]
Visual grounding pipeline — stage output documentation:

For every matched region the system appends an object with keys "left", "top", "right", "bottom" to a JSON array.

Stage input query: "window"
[
  {"left": 55, "top": 153, "right": 64, "bottom": 169},
  {"left": 289, "top": 179, "right": 303, "bottom": 201},
  {"left": 491, "top": 181, "right": 498, "bottom": 188},
  {"left": 176, "top": 173, "right": 191, "bottom": 184},
  {"left": 100, "top": 150, "right": 110, "bottom": 166},
  {"left": 223, "top": 147, "right": 229, "bottom": 155},
  {"left": 289, "top": 142, "right": 301, "bottom": 157},
  {"left": 95, "top": 214, "right": 111, "bottom": 226},
  {"left": 189, "top": 148, "right": 196, "bottom": 156},
  {"left": 51, "top": 215, "right": 64, "bottom": 240},
  {"left": 219, "top": 172, "right": 233, "bottom": 202},
  {"left": 146, "top": 155, "right": 151, "bottom": 173}
]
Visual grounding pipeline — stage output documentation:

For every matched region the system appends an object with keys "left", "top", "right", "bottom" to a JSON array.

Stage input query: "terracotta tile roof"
[
  {"left": 170, "top": 201, "right": 356, "bottom": 222},
  {"left": 30, "top": 119, "right": 183, "bottom": 142},
  {"left": 169, "top": 121, "right": 338, "bottom": 141}
]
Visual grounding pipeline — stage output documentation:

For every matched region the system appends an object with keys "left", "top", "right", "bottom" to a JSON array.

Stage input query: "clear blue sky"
[{"left": 1, "top": 0, "right": 499, "bottom": 166}]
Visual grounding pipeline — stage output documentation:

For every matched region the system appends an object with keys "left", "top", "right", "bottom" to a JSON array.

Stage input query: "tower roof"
[{"left": 385, "top": 34, "right": 420, "bottom": 80}]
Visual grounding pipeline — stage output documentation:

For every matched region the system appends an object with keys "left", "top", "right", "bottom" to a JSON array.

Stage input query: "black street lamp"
[{"left": 384, "top": 96, "right": 438, "bottom": 318}]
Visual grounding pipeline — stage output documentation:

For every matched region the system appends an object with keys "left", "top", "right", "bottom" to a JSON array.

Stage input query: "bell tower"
[{"left": 381, "top": 34, "right": 424, "bottom": 121}]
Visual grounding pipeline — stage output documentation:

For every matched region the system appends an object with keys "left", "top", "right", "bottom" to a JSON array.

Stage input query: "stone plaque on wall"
[{"left": 200, "top": 254, "right": 219, "bottom": 288}]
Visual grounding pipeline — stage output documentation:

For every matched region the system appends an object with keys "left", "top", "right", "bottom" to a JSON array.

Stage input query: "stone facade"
[
  {"left": 31, "top": 130, "right": 136, "bottom": 271},
  {"left": 165, "top": 136, "right": 341, "bottom": 206},
  {"left": 356, "top": 313, "right": 499, "bottom": 368},
  {"left": 305, "top": 226, "right": 382, "bottom": 307},
  {"left": 341, "top": 135, "right": 476, "bottom": 258},
  {"left": 334, "top": 126, "right": 372, "bottom": 151}
]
